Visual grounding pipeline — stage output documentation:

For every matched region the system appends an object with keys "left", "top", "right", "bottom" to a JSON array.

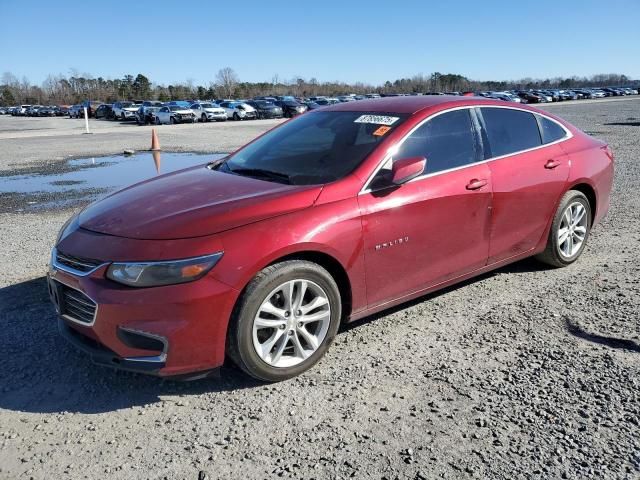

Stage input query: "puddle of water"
[{"left": 0, "top": 152, "right": 225, "bottom": 194}]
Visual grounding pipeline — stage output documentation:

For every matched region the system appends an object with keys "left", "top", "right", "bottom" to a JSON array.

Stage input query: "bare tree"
[{"left": 216, "top": 67, "right": 239, "bottom": 98}]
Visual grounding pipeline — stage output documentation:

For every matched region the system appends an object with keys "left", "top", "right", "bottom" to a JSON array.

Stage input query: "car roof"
[{"left": 320, "top": 95, "right": 504, "bottom": 114}]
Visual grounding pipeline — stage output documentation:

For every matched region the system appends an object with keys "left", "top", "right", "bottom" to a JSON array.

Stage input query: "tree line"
[{"left": 0, "top": 69, "right": 635, "bottom": 106}]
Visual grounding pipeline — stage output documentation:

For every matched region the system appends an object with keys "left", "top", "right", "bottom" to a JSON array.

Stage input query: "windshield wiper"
[{"left": 227, "top": 167, "right": 291, "bottom": 184}]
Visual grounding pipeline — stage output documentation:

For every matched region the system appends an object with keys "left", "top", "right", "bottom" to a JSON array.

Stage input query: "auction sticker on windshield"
[{"left": 354, "top": 115, "right": 400, "bottom": 125}]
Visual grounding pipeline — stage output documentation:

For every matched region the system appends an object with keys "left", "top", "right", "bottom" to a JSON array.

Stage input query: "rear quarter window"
[
  {"left": 481, "top": 108, "right": 542, "bottom": 157},
  {"left": 538, "top": 116, "right": 567, "bottom": 144}
]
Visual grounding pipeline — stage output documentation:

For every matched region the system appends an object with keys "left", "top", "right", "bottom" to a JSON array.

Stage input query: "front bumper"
[
  {"left": 206, "top": 112, "right": 227, "bottom": 120},
  {"left": 258, "top": 110, "right": 284, "bottom": 119},
  {"left": 174, "top": 115, "right": 195, "bottom": 123},
  {"left": 47, "top": 239, "right": 239, "bottom": 377}
]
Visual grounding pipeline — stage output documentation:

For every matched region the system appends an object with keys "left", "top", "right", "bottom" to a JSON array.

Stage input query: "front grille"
[
  {"left": 56, "top": 250, "right": 102, "bottom": 273},
  {"left": 60, "top": 284, "right": 97, "bottom": 324}
]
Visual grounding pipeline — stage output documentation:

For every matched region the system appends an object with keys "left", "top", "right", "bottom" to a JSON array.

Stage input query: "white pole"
[{"left": 83, "top": 107, "right": 91, "bottom": 134}]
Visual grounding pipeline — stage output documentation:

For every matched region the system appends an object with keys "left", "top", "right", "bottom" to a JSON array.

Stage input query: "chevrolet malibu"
[{"left": 48, "top": 96, "right": 614, "bottom": 382}]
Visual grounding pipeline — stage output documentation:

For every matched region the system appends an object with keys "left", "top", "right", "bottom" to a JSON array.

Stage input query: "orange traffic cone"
[{"left": 151, "top": 129, "right": 161, "bottom": 151}]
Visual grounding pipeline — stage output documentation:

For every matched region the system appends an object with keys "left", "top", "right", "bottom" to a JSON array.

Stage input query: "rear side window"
[
  {"left": 538, "top": 116, "right": 567, "bottom": 144},
  {"left": 394, "top": 109, "right": 478, "bottom": 174},
  {"left": 481, "top": 108, "right": 541, "bottom": 157}
]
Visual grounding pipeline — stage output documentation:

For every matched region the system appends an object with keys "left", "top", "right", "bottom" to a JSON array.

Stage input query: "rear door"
[
  {"left": 359, "top": 108, "right": 492, "bottom": 307},
  {"left": 478, "top": 107, "right": 570, "bottom": 264}
]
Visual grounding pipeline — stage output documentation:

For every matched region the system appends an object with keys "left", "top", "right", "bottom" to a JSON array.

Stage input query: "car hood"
[{"left": 78, "top": 165, "right": 323, "bottom": 240}]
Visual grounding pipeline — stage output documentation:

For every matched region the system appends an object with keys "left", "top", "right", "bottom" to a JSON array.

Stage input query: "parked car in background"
[
  {"left": 112, "top": 101, "right": 137, "bottom": 120},
  {"left": 136, "top": 105, "right": 160, "bottom": 125},
  {"left": 246, "top": 100, "right": 283, "bottom": 119},
  {"left": 516, "top": 91, "right": 543, "bottom": 103},
  {"left": 303, "top": 101, "right": 324, "bottom": 110},
  {"left": 486, "top": 92, "right": 519, "bottom": 103},
  {"left": 219, "top": 101, "right": 257, "bottom": 120},
  {"left": 38, "top": 106, "right": 57, "bottom": 116},
  {"left": 313, "top": 98, "right": 340, "bottom": 107},
  {"left": 275, "top": 99, "right": 308, "bottom": 117},
  {"left": 190, "top": 102, "right": 228, "bottom": 122},
  {"left": 13, "top": 105, "right": 32, "bottom": 116},
  {"left": 68, "top": 105, "right": 83, "bottom": 118},
  {"left": 167, "top": 101, "right": 193, "bottom": 108},
  {"left": 154, "top": 105, "right": 196, "bottom": 124},
  {"left": 94, "top": 104, "right": 114, "bottom": 120}
]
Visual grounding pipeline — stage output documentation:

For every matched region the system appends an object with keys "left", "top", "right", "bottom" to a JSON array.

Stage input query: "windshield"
[
  {"left": 200, "top": 103, "right": 214, "bottom": 108},
  {"left": 222, "top": 111, "right": 407, "bottom": 185},
  {"left": 169, "top": 106, "right": 185, "bottom": 111}
]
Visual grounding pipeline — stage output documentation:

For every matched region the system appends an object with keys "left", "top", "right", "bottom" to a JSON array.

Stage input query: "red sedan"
[{"left": 48, "top": 96, "right": 614, "bottom": 381}]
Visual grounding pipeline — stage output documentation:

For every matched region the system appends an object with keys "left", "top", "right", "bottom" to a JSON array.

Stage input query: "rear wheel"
[
  {"left": 227, "top": 260, "right": 341, "bottom": 382},
  {"left": 536, "top": 190, "right": 591, "bottom": 267}
]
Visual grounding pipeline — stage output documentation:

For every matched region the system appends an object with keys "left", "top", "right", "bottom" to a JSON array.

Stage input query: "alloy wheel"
[
  {"left": 557, "top": 201, "right": 588, "bottom": 258},
  {"left": 252, "top": 279, "right": 331, "bottom": 368}
]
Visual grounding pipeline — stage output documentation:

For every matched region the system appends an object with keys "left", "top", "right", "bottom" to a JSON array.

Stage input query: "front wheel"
[
  {"left": 227, "top": 261, "right": 341, "bottom": 382},
  {"left": 536, "top": 190, "right": 592, "bottom": 267},
  {"left": 201, "top": 114, "right": 207, "bottom": 123},
  {"left": 169, "top": 116, "right": 176, "bottom": 124}
]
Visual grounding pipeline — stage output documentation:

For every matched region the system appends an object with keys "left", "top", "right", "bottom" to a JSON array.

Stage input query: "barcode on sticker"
[{"left": 354, "top": 115, "right": 400, "bottom": 125}]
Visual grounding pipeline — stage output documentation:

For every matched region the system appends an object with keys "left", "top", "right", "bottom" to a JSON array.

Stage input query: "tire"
[
  {"left": 121, "top": 113, "right": 125, "bottom": 121},
  {"left": 227, "top": 260, "right": 342, "bottom": 382},
  {"left": 233, "top": 112, "right": 240, "bottom": 121},
  {"left": 536, "top": 190, "right": 592, "bottom": 268},
  {"left": 169, "top": 116, "right": 176, "bottom": 125},
  {"left": 201, "top": 114, "right": 207, "bottom": 123},
  {"left": 155, "top": 116, "right": 161, "bottom": 125}
]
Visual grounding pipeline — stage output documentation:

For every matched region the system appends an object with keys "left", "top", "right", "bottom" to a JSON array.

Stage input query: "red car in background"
[{"left": 48, "top": 96, "right": 613, "bottom": 381}]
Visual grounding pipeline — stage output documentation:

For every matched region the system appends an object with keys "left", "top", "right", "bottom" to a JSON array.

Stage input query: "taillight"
[{"left": 601, "top": 144, "right": 614, "bottom": 162}]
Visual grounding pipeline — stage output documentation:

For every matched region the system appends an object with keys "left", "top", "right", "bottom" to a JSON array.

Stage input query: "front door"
[{"left": 358, "top": 108, "right": 492, "bottom": 308}]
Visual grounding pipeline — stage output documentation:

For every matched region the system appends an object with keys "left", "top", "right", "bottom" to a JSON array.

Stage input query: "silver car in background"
[
  {"left": 190, "top": 102, "right": 227, "bottom": 122},
  {"left": 154, "top": 105, "right": 196, "bottom": 124}
]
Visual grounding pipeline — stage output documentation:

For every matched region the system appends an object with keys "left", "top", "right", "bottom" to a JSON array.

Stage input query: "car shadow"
[
  {"left": 0, "top": 257, "right": 553, "bottom": 414},
  {"left": 603, "top": 121, "right": 640, "bottom": 127},
  {"left": 0, "top": 277, "right": 261, "bottom": 415},
  {"left": 564, "top": 318, "right": 640, "bottom": 353},
  {"left": 343, "top": 257, "right": 553, "bottom": 331}
]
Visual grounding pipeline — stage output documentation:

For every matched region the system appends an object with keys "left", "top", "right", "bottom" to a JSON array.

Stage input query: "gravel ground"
[{"left": 0, "top": 98, "right": 639, "bottom": 480}]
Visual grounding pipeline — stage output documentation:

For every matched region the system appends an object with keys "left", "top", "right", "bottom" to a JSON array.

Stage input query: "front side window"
[
  {"left": 481, "top": 108, "right": 541, "bottom": 157},
  {"left": 538, "top": 116, "right": 567, "bottom": 144},
  {"left": 221, "top": 111, "right": 407, "bottom": 185},
  {"left": 393, "top": 109, "right": 478, "bottom": 174}
]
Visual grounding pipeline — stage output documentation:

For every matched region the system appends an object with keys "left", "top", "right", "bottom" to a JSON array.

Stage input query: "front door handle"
[
  {"left": 466, "top": 178, "right": 488, "bottom": 190},
  {"left": 545, "top": 159, "right": 561, "bottom": 169}
]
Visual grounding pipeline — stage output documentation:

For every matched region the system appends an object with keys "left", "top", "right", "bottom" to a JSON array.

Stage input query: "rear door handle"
[
  {"left": 466, "top": 178, "right": 488, "bottom": 190},
  {"left": 545, "top": 159, "right": 561, "bottom": 169}
]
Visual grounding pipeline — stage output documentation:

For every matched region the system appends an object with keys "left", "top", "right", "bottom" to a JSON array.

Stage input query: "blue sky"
[{"left": 1, "top": 0, "right": 639, "bottom": 86}]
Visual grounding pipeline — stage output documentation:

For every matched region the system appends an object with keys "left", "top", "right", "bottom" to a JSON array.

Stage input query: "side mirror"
[{"left": 391, "top": 156, "right": 426, "bottom": 185}]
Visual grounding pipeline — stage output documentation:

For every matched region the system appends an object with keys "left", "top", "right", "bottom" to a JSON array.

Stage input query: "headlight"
[{"left": 106, "top": 252, "right": 223, "bottom": 288}]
